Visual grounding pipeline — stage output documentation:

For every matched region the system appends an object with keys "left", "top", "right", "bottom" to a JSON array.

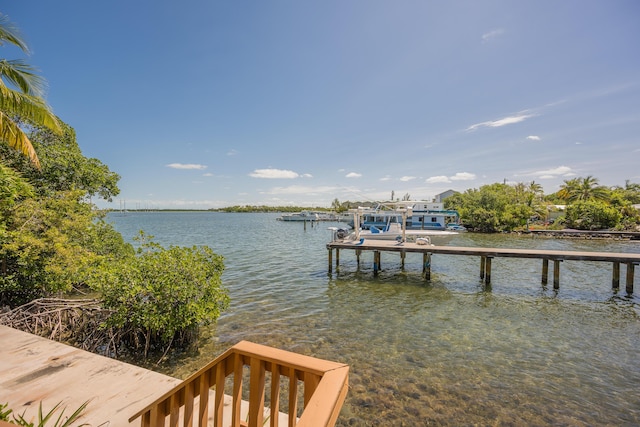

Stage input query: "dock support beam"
[
  {"left": 542, "top": 259, "right": 549, "bottom": 285},
  {"left": 613, "top": 262, "right": 620, "bottom": 289},
  {"left": 480, "top": 256, "right": 492, "bottom": 284},
  {"left": 553, "top": 260, "right": 562, "bottom": 289},
  {"left": 626, "top": 263, "right": 635, "bottom": 294},
  {"left": 328, "top": 248, "right": 333, "bottom": 274},
  {"left": 335, "top": 248, "right": 340, "bottom": 269},
  {"left": 423, "top": 253, "right": 431, "bottom": 281},
  {"left": 373, "top": 251, "right": 381, "bottom": 275}
]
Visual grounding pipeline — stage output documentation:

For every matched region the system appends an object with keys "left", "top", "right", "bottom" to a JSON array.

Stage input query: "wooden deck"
[
  {"left": 327, "top": 240, "right": 640, "bottom": 291},
  {"left": 0, "top": 324, "right": 181, "bottom": 426}
]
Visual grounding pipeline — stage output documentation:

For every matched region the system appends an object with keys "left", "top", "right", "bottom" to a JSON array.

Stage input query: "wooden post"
[
  {"left": 356, "top": 249, "right": 361, "bottom": 266},
  {"left": 626, "top": 263, "right": 635, "bottom": 294},
  {"left": 328, "top": 248, "right": 333, "bottom": 274},
  {"left": 553, "top": 260, "right": 562, "bottom": 289},
  {"left": 373, "top": 251, "right": 379, "bottom": 275},
  {"left": 612, "top": 262, "right": 620, "bottom": 290},
  {"left": 400, "top": 251, "right": 406, "bottom": 269},
  {"left": 541, "top": 259, "right": 549, "bottom": 285},
  {"left": 480, "top": 256, "right": 486, "bottom": 280},
  {"left": 484, "top": 257, "right": 492, "bottom": 284},
  {"left": 335, "top": 248, "right": 340, "bottom": 269},
  {"left": 423, "top": 253, "right": 431, "bottom": 281}
]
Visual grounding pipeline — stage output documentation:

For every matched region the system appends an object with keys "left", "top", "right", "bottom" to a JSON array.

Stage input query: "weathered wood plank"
[{"left": 0, "top": 325, "right": 180, "bottom": 426}]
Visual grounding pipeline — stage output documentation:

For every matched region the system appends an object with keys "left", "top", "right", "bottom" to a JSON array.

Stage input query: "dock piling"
[
  {"left": 626, "top": 263, "right": 635, "bottom": 294},
  {"left": 613, "top": 262, "right": 620, "bottom": 289},
  {"left": 542, "top": 259, "right": 549, "bottom": 285},
  {"left": 553, "top": 260, "right": 562, "bottom": 289}
]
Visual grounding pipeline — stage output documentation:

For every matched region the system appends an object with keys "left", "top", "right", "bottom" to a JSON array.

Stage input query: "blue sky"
[{"left": 3, "top": 1, "right": 640, "bottom": 209}]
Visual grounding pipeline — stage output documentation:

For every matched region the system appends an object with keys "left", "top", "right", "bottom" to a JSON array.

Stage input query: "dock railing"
[{"left": 129, "top": 340, "right": 349, "bottom": 427}]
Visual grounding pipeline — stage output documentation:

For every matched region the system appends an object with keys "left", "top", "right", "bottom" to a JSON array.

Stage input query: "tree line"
[{"left": 443, "top": 178, "right": 640, "bottom": 232}]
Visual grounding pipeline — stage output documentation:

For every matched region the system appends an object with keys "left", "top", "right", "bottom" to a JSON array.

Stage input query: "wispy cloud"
[
  {"left": 202, "top": 173, "right": 214, "bottom": 177},
  {"left": 249, "top": 168, "right": 300, "bottom": 179},
  {"left": 227, "top": 149, "right": 238, "bottom": 156},
  {"left": 400, "top": 176, "right": 417, "bottom": 182},
  {"left": 467, "top": 112, "right": 535, "bottom": 131},
  {"left": 526, "top": 135, "right": 541, "bottom": 141},
  {"left": 346, "top": 172, "right": 362, "bottom": 178},
  {"left": 426, "top": 172, "right": 476, "bottom": 184},
  {"left": 482, "top": 28, "right": 505, "bottom": 42},
  {"left": 166, "top": 163, "right": 207, "bottom": 170}
]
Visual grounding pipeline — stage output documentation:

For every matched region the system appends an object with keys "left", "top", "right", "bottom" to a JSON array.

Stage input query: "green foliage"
[
  {"left": 89, "top": 232, "right": 229, "bottom": 353},
  {"left": 2, "top": 400, "right": 88, "bottom": 427},
  {"left": 0, "top": 191, "right": 132, "bottom": 306},
  {"left": 565, "top": 201, "right": 622, "bottom": 230},
  {"left": 445, "top": 183, "right": 541, "bottom": 232},
  {"left": 0, "top": 120, "right": 119, "bottom": 201}
]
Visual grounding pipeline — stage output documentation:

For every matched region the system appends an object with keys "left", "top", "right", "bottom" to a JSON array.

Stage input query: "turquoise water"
[{"left": 107, "top": 212, "right": 640, "bottom": 426}]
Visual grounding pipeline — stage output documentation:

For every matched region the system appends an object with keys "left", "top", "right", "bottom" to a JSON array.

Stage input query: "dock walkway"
[
  {"left": 0, "top": 324, "right": 180, "bottom": 426},
  {"left": 327, "top": 240, "right": 640, "bottom": 292}
]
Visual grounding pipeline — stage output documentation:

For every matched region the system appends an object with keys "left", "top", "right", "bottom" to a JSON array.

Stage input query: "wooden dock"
[
  {"left": 326, "top": 240, "right": 640, "bottom": 292},
  {"left": 0, "top": 324, "right": 181, "bottom": 426}
]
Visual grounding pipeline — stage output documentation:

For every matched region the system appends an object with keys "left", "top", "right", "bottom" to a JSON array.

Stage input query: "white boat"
[
  {"left": 355, "top": 201, "right": 462, "bottom": 231},
  {"left": 278, "top": 211, "right": 320, "bottom": 221},
  {"left": 330, "top": 207, "right": 459, "bottom": 245}
]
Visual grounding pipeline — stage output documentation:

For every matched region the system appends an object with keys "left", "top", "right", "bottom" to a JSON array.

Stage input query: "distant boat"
[
  {"left": 278, "top": 211, "right": 345, "bottom": 222},
  {"left": 277, "top": 211, "right": 320, "bottom": 221}
]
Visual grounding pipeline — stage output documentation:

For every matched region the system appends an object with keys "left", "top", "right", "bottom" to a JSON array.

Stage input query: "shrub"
[{"left": 89, "top": 233, "right": 229, "bottom": 355}]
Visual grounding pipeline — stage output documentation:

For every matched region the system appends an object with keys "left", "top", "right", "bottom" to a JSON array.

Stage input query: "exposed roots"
[{"left": 0, "top": 298, "right": 122, "bottom": 357}]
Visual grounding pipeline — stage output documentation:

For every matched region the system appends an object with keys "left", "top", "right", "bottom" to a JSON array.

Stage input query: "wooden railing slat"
[
  {"left": 199, "top": 370, "right": 210, "bottom": 427},
  {"left": 214, "top": 361, "right": 225, "bottom": 427},
  {"left": 270, "top": 361, "right": 280, "bottom": 427},
  {"left": 183, "top": 381, "right": 195, "bottom": 427},
  {"left": 288, "top": 369, "right": 298, "bottom": 427},
  {"left": 249, "top": 357, "right": 266, "bottom": 427},
  {"left": 232, "top": 352, "right": 243, "bottom": 427},
  {"left": 169, "top": 393, "right": 180, "bottom": 427}
]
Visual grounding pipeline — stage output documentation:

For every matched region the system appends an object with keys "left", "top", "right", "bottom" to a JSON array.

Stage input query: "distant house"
[{"left": 433, "top": 190, "right": 458, "bottom": 203}]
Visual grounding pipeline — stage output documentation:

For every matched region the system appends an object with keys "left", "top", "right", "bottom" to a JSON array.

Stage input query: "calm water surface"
[{"left": 107, "top": 212, "right": 640, "bottom": 426}]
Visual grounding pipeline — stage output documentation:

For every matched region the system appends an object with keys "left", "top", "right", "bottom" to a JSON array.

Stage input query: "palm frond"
[
  {"left": 0, "top": 58, "right": 47, "bottom": 97},
  {"left": 0, "top": 110, "right": 40, "bottom": 168},
  {"left": 0, "top": 84, "right": 61, "bottom": 134},
  {"left": 0, "top": 13, "right": 30, "bottom": 53}
]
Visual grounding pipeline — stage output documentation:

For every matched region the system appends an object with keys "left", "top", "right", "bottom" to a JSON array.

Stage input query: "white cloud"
[
  {"left": 426, "top": 175, "right": 451, "bottom": 184},
  {"left": 526, "top": 135, "right": 541, "bottom": 141},
  {"left": 426, "top": 172, "right": 476, "bottom": 184},
  {"left": 346, "top": 172, "right": 362, "bottom": 178},
  {"left": 400, "top": 176, "right": 417, "bottom": 182},
  {"left": 531, "top": 166, "right": 576, "bottom": 179},
  {"left": 450, "top": 172, "right": 476, "bottom": 181},
  {"left": 166, "top": 163, "right": 207, "bottom": 170},
  {"left": 227, "top": 149, "right": 238, "bottom": 156},
  {"left": 202, "top": 173, "right": 214, "bottom": 177},
  {"left": 249, "top": 168, "right": 299, "bottom": 179},
  {"left": 467, "top": 113, "right": 535, "bottom": 131},
  {"left": 380, "top": 175, "right": 392, "bottom": 181},
  {"left": 300, "top": 173, "right": 313, "bottom": 178},
  {"left": 482, "top": 28, "right": 505, "bottom": 42}
]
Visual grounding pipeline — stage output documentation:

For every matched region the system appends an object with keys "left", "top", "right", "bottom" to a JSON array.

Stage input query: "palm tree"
[
  {"left": 0, "top": 13, "right": 60, "bottom": 169},
  {"left": 559, "top": 176, "right": 609, "bottom": 203}
]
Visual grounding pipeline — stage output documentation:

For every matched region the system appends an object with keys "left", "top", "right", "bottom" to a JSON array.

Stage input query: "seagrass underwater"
[{"left": 108, "top": 211, "right": 640, "bottom": 426}]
